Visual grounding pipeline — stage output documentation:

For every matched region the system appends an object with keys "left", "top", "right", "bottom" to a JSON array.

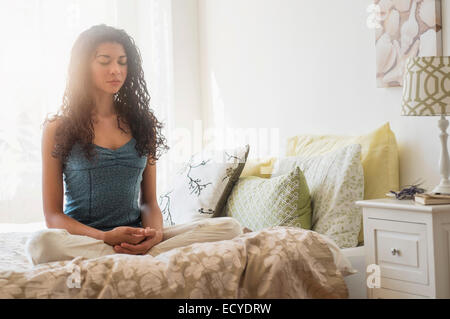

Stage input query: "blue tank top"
[{"left": 63, "top": 137, "right": 147, "bottom": 231}]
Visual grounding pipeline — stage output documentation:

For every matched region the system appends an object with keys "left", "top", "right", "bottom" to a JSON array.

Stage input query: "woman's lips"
[{"left": 108, "top": 81, "right": 121, "bottom": 85}]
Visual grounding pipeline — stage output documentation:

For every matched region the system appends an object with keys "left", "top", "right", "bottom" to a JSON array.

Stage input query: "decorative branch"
[
  {"left": 224, "top": 151, "right": 241, "bottom": 163},
  {"left": 198, "top": 208, "right": 214, "bottom": 215},
  {"left": 159, "top": 190, "right": 174, "bottom": 226},
  {"left": 186, "top": 158, "right": 212, "bottom": 196},
  {"left": 222, "top": 167, "right": 236, "bottom": 182},
  {"left": 221, "top": 151, "right": 244, "bottom": 182}
]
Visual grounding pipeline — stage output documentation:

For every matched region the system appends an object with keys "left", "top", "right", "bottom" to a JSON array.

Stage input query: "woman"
[{"left": 26, "top": 24, "right": 241, "bottom": 266}]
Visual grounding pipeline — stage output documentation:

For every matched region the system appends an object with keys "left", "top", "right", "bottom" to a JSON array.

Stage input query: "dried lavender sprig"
[{"left": 390, "top": 184, "right": 426, "bottom": 200}]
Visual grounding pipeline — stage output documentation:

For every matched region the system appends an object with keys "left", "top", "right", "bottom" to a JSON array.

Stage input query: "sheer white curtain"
[{"left": 0, "top": 0, "right": 175, "bottom": 223}]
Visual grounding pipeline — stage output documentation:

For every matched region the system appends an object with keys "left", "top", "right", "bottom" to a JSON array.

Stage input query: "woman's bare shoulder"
[
  {"left": 42, "top": 117, "right": 63, "bottom": 144},
  {"left": 43, "top": 116, "right": 63, "bottom": 130}
]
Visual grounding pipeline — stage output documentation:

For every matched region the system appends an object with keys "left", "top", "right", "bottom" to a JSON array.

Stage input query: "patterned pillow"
[
  {"left": 158, "top": 144, "right": 250, "bottom": 226},
  {"left": 224, "top": 166, "right": 312, "bottom": 232},
  {"left": 271, "top": 144, "right": 364, "bottom": 248}
]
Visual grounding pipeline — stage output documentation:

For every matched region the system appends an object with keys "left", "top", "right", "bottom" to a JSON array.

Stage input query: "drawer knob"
[{"left": 391, "top": 248, "right": 400, "bottom": 256}]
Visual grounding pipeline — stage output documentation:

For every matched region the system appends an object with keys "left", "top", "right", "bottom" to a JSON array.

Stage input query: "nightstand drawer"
[{"left": 367, "top": 218, "right": 428, "bottom": 285}]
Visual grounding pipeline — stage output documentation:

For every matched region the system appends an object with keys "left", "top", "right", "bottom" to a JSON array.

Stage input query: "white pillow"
[
  {"left": 271, "top": 144, "right": 364, "bottom": 248},
  {"left": 158, "top": 144, "right": 250, "bottom": 226}
]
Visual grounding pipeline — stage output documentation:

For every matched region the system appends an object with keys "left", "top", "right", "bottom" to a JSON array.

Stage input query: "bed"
[
  {"left": 0, "top": 221, "right": 352, "bottom": 298},
  {"left": 0, "top": 123, "right": 397, "bottom": 299}
]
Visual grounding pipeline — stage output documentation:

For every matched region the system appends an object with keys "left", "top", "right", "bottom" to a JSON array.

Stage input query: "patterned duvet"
[{"left": 0, "top": 226, "right": 348, "bottom": 298}]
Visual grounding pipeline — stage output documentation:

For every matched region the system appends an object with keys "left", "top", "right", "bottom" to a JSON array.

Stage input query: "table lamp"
[{"left": 401, "top": 56, "right": 450, "bottom": 194}]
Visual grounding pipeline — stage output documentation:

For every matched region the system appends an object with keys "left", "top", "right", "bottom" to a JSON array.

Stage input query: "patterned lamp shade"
[{"left": 401, "top": 56, "right": 450, "bottom": 116}]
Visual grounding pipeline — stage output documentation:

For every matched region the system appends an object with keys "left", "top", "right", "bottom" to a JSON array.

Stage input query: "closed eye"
[{"left": 99, "top": 61, "right": 127, "bottom": 66}]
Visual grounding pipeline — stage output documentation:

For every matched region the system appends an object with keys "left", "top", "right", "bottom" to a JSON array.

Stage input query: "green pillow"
[{"left": 224, "top": 166, "right": 312, "bottom": 231}]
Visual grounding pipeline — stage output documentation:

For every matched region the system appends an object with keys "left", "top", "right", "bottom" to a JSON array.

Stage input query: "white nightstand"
[{"left": 356, "top": 198, "right": 450, "bottom": 299}]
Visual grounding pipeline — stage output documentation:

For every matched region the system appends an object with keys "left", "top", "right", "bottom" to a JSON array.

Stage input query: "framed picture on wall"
[{"left": 374, "top": 0, "right": 442, "bottom": 88}]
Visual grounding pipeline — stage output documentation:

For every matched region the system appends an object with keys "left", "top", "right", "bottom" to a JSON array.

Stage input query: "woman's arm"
[
  {"left": 45, "top": 211, "right": 106, "bottom": 240},
  {"left": 139, "top": 158, "right": 163, "bottom": 233},
  {"left": 41, "top": 119, "right": 105, "bottom": 240},
  {"left": 140, "top": 203, "right": 163, "bottom": 233}
]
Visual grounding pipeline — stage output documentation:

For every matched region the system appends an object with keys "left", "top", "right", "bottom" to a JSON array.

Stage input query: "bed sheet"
[{"left": 0, "top": 225, "right": 349, "bottom": 299}]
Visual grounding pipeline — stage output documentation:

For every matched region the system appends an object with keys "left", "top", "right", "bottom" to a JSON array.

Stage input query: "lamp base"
[
  {"left": 432, "top": 182, "right": 450, "bottom": 195},
  {"left": 433, "top": 115, "right": 450, "bottom": 195}
]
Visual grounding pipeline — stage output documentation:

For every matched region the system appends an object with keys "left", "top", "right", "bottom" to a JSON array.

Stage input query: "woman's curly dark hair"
[{"left": 42, "top": 24, "right": 169, "bottom": 168}]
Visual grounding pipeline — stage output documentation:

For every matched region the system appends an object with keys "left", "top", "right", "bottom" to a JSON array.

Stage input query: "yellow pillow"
[
  {"left": 285, "top": 122, "right": 399, "bottom": 245},
  {"left": 241, "top": 157, "right": 277, "bottom": 178}
]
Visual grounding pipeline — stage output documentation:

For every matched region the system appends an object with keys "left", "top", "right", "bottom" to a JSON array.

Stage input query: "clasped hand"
[{"left": 103, "top": 226, "right": 163, "bottom": 255}]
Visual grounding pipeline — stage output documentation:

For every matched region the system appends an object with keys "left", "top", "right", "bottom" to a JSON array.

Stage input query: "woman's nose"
[{"left": 110, "top": 63, "right": 121, "bottom": 75}]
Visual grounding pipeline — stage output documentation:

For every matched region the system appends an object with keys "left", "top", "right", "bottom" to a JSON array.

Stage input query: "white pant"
[{"left": 25, "top": 217, "right": 242, "bottom": 266}]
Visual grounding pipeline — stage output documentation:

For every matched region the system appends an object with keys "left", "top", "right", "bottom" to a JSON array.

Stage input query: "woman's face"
[{"left": 90, "top": 41, "right": 128, "bottom": 95}]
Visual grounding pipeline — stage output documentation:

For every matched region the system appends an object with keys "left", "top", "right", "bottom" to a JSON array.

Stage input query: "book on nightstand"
[{"left": 414, "top": 193, "right": 450, "bottom": 205}]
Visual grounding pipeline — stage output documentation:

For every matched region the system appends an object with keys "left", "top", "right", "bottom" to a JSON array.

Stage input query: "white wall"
[
  {"left": 197, "top": 0, "right": 450, "bottom": 192},
  {"left": 171, "top": 0, "right": 202, "bottom": 130}
]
